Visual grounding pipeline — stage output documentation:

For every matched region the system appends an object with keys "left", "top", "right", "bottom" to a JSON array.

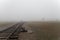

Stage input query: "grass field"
[
  {"left": 0, "top": 22, "right": 17, "bottom": 27},
  {"left": 19, "top": 21, "right": 60, "bottom": 40},
  {"left": 0, "top": 21, "right": 60, "bottom": 40}
]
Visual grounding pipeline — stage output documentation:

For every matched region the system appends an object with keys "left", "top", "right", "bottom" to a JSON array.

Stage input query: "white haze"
[{"left": 0, "top": 0, "right": 60, "bottom": 22}]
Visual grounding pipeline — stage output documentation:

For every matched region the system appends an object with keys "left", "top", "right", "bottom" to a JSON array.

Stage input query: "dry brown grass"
[
  {"left": 0, "top": 21, "right": 60, "bottom": 40},
  {"left": 0, "top": 22, "right": 16, "bottom": 27},
  {"left": 19, "top": 21, "right": 60, "bottom": 40}
]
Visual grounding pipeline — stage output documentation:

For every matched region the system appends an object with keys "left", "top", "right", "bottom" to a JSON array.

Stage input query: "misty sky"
[{"left": 0, "top": 0, "right": 60, "bottom": 22}]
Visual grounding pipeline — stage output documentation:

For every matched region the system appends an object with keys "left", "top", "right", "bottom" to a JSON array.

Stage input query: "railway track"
[{"left": 0, "top": 22, "right": 26, "bottom": 40}]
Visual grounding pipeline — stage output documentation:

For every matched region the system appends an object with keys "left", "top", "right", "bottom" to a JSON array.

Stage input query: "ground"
[
  {"left": 0, "top": 21, "right": 60, "bottom": 40},
  {"left": 18, "top": 21, "right": 60, "bottom": 40}
]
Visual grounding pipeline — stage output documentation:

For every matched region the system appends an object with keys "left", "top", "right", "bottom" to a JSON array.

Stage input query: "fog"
[{"left": 0, "top": 0, "right": 60, "bottom": 22}]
